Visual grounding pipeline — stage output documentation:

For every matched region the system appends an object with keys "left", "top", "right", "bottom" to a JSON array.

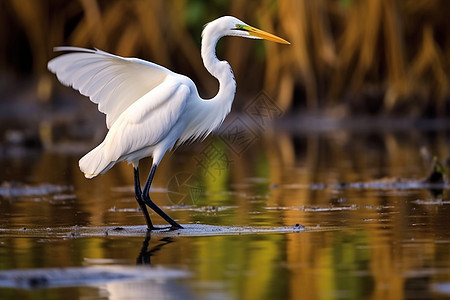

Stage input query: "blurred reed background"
[{"left": 1, "top": 0, "right": 450, "bottom": 120}]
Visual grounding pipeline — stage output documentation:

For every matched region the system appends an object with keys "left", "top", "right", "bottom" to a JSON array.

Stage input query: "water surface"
[{"left": 1, "top": 118, "right": 450, "bottom": 299}]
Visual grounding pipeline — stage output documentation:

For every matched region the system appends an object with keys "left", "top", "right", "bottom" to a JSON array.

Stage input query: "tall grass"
[{"left": 2, "top": 0, "right": 450, "bottom": 116}]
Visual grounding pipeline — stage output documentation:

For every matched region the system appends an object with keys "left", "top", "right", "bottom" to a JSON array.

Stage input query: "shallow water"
[{"left": 1, "top": 118, "right": 450, "bottom": 299}]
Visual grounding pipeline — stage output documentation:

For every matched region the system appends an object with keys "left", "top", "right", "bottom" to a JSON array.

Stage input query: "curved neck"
[
  {"left": 201, "top": 31, "right": 236, "bottom": 105},
  {"left": 177, "top": 22, "right": 239, "bottom": 145}
]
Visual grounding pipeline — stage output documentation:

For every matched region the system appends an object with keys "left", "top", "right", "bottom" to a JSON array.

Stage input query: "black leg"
[
  {"left": 142, "top": 164, "right": 183, "bottom": 229},
  {"left": 134, "top": 167, "right": 154, "bottom": 230}
]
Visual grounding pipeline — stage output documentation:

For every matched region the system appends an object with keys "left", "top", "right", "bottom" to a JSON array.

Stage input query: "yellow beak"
[{"left": 245, "top": 25, "right": 290, "bottom": 44}]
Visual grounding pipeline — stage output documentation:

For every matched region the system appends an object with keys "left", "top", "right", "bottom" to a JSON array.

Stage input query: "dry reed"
[{"left": 2, "top": 0, "right": 450, "bottom": 116}]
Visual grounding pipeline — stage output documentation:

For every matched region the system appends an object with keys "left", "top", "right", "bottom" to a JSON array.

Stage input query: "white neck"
[
  {"left": 177, "top": 21, "right": 238, "bottom": 144},
  {"left": 200, "top": 28, "right": 236, "bottom": 108}
]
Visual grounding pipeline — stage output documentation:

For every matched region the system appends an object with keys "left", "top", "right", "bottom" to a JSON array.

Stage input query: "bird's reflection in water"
[
  {"left": 104, "top": 232, "right": 193, "bottom": 300},
  {"left": 136, "top": 231, "right": 174, "bottom": 265}
]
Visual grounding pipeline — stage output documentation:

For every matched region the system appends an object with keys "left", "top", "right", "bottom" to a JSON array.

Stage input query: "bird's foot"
[
  {"left": 146, "top": 225, "right": 182, "bottom": 231},
  {"left": 170, "top": 224, "right": 183, "bottom": 230}
]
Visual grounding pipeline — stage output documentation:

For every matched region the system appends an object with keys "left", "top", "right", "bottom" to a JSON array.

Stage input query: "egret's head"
[{"left": 203, "top": 16, "right": 290, "bottom": 44}]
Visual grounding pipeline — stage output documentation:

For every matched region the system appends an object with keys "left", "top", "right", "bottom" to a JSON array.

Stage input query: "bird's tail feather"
[{"left": 79, "top": 142, "right": 114, "bottom": 179}]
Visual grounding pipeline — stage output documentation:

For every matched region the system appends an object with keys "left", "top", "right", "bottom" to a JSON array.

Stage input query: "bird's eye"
[{"left": 233, "top": 24, "right": 247, "bottom": 31}]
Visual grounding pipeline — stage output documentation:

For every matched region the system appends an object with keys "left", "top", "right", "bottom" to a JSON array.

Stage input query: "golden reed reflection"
[{"left": 1, "top": 126, "right": 450, "bottom": 298}]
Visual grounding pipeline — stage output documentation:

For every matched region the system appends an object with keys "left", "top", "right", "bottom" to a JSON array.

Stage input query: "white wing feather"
[
  {"left": 48, "top": 47, "right": 172, "bottom": 129},
  {"left": 78, "top": 74, "right": 192, "bottom": 177},
  {"left": 105, "top": 78, "right": 190, "bottom": 160}
]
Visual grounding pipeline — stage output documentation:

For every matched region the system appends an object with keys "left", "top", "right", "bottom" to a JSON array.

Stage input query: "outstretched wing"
[
  {"left": 79, "top": 78, "right": 192, "bottom": 177},
  {"left": 48, "top": 47, "right": 173, "bottom": 129},
  {"left": 103, "top": 78, "right": 191, "bottom": 165}
]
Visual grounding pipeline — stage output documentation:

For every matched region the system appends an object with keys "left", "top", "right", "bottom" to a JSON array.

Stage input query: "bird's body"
[
  {"left": 48, "top": 16, "right": 289, "bottom": 230},
  {"left": 50, "top": 48, "right": 233, "bottom": 178}
]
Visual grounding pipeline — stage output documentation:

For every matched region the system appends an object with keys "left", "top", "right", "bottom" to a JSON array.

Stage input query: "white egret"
[{"left": 48, "top": 16, "right": 289, "bottom": 230}]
